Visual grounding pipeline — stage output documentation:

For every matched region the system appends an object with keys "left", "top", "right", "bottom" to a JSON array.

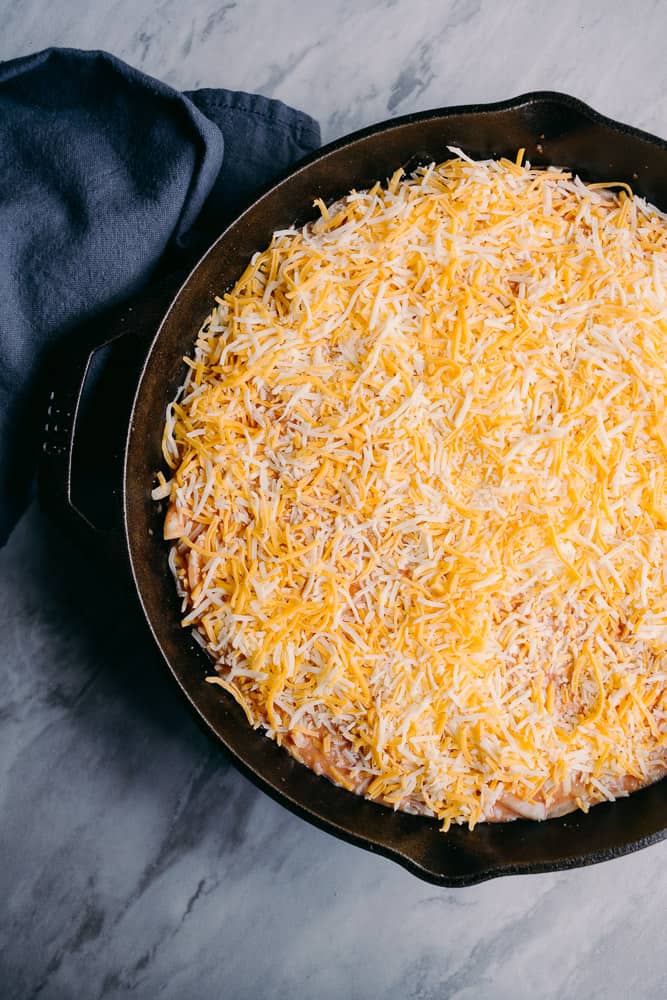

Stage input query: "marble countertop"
[{"left": 2, "top": 2, "right": 666, "bottom": 998}]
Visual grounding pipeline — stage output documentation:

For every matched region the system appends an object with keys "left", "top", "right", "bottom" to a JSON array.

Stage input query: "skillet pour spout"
[{"left": 48, "top": 91, "right": 667, "bottom": 886}]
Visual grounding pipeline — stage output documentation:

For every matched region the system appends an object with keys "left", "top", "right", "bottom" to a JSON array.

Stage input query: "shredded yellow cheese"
[{"left": 159, "top": 152, "right": 667, "bottom": 828}]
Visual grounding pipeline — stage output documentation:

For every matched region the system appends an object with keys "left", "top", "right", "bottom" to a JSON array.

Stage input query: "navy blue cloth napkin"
[{"left": 0, "top": 47, "right": 320, "bottom": 545}]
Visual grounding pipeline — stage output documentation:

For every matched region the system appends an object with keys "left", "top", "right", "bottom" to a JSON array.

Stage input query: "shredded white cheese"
[{"left": 160, "top": 153, "right": 667, "bottom": 829}]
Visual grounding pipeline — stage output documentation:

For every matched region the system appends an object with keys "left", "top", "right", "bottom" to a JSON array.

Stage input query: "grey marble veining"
[
  {"left": 1, "top": 2, "right": 667, "bottom": 998},
  {"left": 1, "top": 0, "right": 667, "bottom": 143}
]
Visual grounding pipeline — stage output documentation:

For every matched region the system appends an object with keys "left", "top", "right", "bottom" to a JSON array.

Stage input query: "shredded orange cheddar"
[{"left": 158, "top": 152, "right": 667, "bottom": 827}]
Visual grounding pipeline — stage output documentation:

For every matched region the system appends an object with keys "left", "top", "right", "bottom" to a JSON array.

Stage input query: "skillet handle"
[
  {"left": 41, "top": 330, "right": 118, "bottom": 534},
  {"left": 39, "top": 272, "right": 185, "bottom": 540}
]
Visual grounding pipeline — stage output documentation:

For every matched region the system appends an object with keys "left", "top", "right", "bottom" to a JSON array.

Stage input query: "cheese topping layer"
[{"left": 159, "top": 153, "right": 667, "bottom": 828}]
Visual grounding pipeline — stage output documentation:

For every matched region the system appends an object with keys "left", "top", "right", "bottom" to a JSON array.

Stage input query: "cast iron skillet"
[{"left": 44, "top": 92, "right": 667, "bottom": 885}]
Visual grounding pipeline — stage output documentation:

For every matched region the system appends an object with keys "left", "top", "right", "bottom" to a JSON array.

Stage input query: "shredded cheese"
[{"left": 160, "top": 154, "right": 667, "bottom": 829}]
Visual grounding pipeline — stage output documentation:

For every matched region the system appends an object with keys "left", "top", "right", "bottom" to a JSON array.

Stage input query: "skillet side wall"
[{"left": 125, "top": 94, "right": 667, "bottom": 885}]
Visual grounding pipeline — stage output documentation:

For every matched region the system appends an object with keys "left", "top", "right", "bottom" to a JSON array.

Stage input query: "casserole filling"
[{"left": 157, "top": 153, "right": 667, "bottom": 828}]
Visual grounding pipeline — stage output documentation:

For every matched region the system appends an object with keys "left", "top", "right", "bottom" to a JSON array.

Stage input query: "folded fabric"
[{"left": 0, "top": 47, "right": 320, "bottom": 545}]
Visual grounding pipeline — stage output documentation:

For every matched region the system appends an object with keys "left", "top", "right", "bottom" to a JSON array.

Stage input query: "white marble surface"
[{"left": 2, "top": 2, "right": 667, "bottom": 998}]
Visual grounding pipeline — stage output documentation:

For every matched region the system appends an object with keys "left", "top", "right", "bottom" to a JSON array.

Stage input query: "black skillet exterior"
[{"left": 125, "top": 92, "right": 667, "bottom": 886}]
